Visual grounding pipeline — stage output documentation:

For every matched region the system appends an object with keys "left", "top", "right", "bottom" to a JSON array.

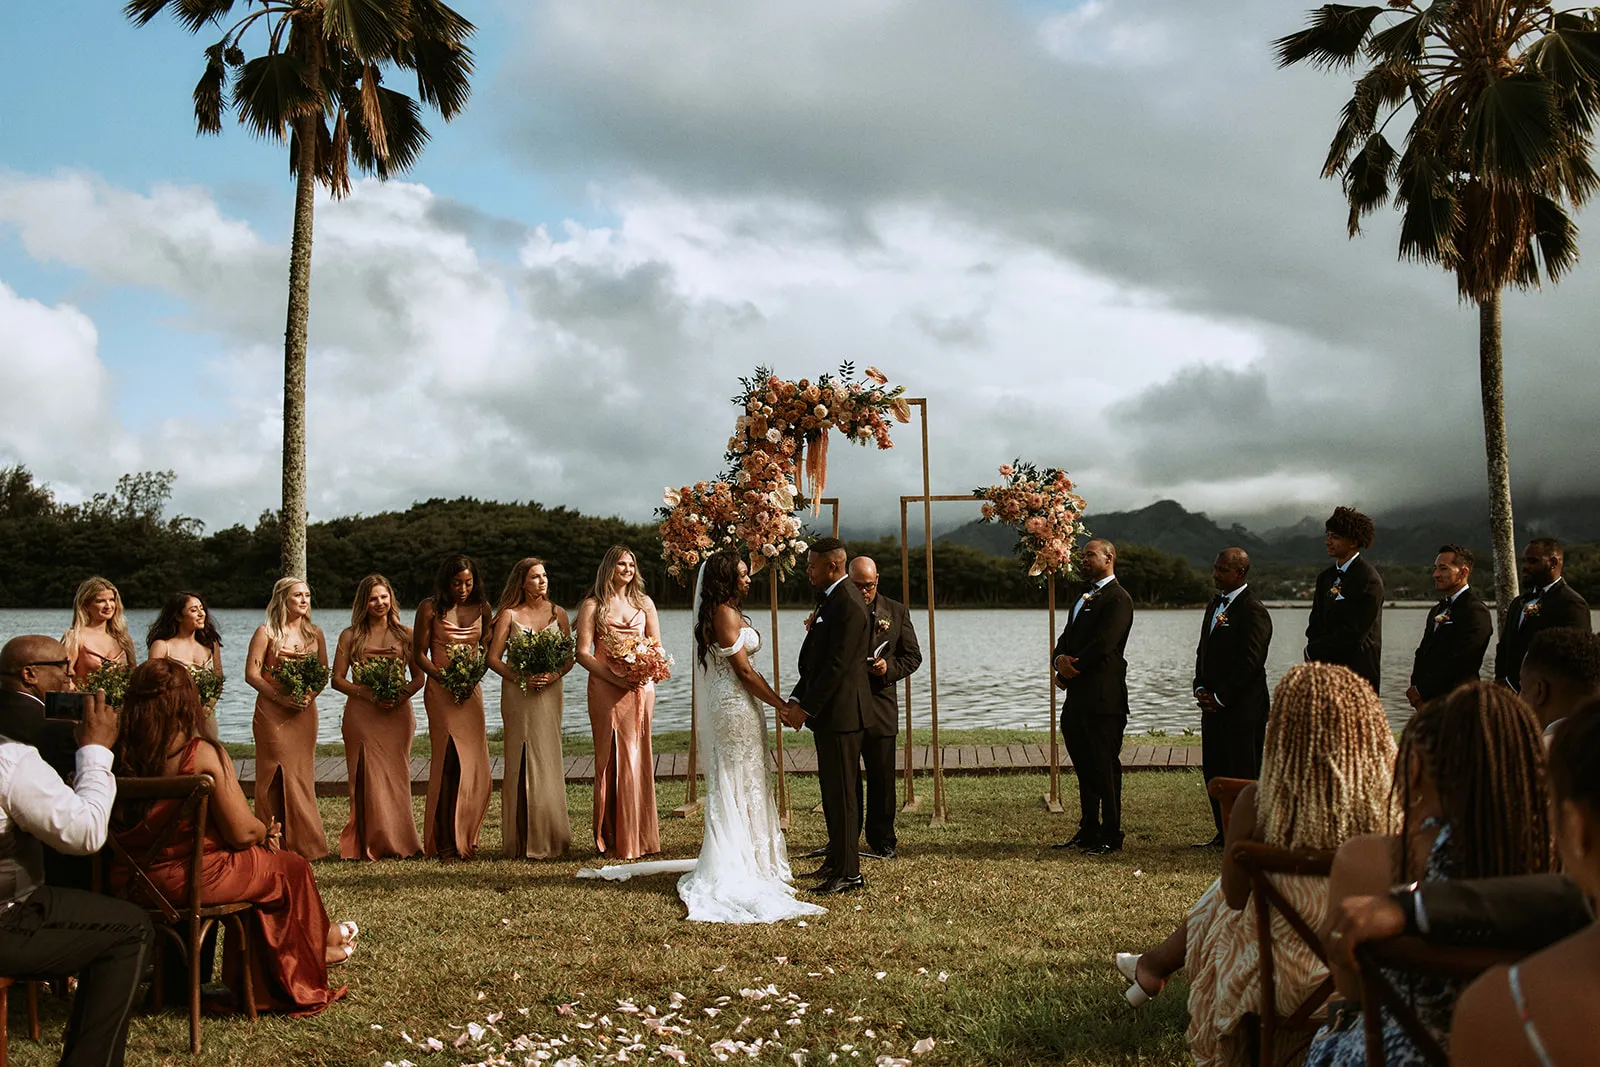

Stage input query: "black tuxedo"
[
  {"left": 1305, "top": 555, "right": 1384, "bottom": 693},
  {"left": 792, "top": 577, "right": 873, "bottom": 879},
  {"left": 1052, "top": 578, "right": 1134, "bottom": 846},
  {"left": 1418, "top": 874, "right": 1592, "bottom": 950},
  {"left": 1192, "top": 586, "right": 1272, "bottom": 834},
  {"left": 1410, "top": 587, "right": 1494, "bottom": 701},
  {"left": 1493, "top": 578, "right": 1592, "bottom": 691},
  {"left": 857, "top": 595, "right": 921, "bottom": 854}
]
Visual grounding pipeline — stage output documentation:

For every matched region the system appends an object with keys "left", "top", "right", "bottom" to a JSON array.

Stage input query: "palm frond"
[
  {"left": 399, "top": 0, "right": 476, "bottom": 118},
  {"left": 323, "top": 0, "right": 408, "bottom": 62},
  {"left": 1343, "top": 132, "right": 1397, "bottom": 235},
  {"left": 232, "top": 52, "right": 319, "bottom": 142},
  {"left": 127, "top": 0, "right": 236, "bottom": 32},
  {"left": 123, "top": 0, "right": 173, "bottom": 27},
  {"left": 1463, "top": 73, "right": 1562, "bottom": 180},
  {"left": 359, "top": 63, "right": 390, "bottom": 160},
  {"left": 194, "top": 43, "right": 228, "bottom": 135},
  {"left": 1366, "top": 9, "right": 1430, "bottom": 64},
  {"left": 1394, "top": 142, "right": 1458, "bottom": 263},
  {"left": 1530, "top": 192, "right": 1579, "bottom": 282},
  {"left": 1324, "top": 60, "right": 1416, "bottom": 176},
  {"left": 329, "top": 106, "right": 353, "bottom": 198},
  {"left": 1275, "top": 5, "right": 1386, "bottom": 70},
  {"left": 348, "top": 86, "right": 428, "bottom": 178}
]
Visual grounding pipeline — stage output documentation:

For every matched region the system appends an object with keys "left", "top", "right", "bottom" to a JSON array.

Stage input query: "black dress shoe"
[
  {"left": 800, "top": 846, "right": 830, "bottom": 859},
  {"left": 863, "top": 846, "right": 896, "bottom": 860},
  {"left": 1083, "top": 842, "right": 1123, "bottom": 856},
  {"left": 810, "top": 874, "right": 865, "bottom": 895},
  {"left": 1051, "top": 830, "right": 1091, "bottom": 850},
  {"left": 802, "top": 863, "right": 836, "bottom": 881},
  {"left": 1192, "top": 834, "right": 1225, "bottom": 849}
]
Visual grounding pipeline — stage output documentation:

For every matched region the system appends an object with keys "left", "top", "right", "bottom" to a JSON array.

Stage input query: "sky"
[{"left": 2, "top": 0, "right": 1598, "bottom": 537}]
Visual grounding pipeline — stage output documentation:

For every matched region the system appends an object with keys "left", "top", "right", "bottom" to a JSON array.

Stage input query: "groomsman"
[
  {"left": 1051, "top": 539, "right": 1134, "bottom": 855},
  {"left": 1192, "top": 547, "right": 1272, "bottom": 847},
  {"left": 1494, "top": 538, "right": 1593, "bottom": 692},
  {"left": 848, "top": 556, "right": 922, "bottom": 859},
  {"left": 1406, "top": 544, "right": 1493, "bottom": 709},
  {"left": 1304, "top": 506, "right": 1384, "bottom": 694}
]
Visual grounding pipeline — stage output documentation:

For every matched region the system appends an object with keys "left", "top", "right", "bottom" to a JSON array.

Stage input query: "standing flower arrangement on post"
[{"left": 973, "top": 460, "right": 1090, "bottom": 580}]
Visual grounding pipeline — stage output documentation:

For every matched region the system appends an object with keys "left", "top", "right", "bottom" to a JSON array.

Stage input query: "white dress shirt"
[
  {"left": 1072, "top": 574, "right": 1117, "bottom": 624},
  {"left": 0, "top": 739, "right": 117, "bottom": 905}
]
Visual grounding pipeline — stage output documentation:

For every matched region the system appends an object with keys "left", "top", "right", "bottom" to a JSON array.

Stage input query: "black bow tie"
[{"left": 1211, "top": 594, "right": 1227, "bottom": 610}]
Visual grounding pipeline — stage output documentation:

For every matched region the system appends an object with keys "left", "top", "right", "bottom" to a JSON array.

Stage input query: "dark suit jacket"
[
  {"left": 1419, "top": 873, "right": 1593, "bottom": 950},
  {"left": 0, "top": 689, "right": 77, "bottom": 778},
  {"left": 1192, "top": 586, "right": 1272, "bottom": 721},
  {"left": 863, "top": 595, "right": 922, "bottom": 737},
  {"left": 1410, "top": 587, "right": 1494, "bottom": 701},
  {"left": 1305, "top": 555, "right": 1384, "bottom": 693},
  {"left": 792, "top": 578, "right": 873, "bottom": 734},
  {"left": 1494, "top": 578, "right": 1593, "bottom": 690},
  {"left": 1053, "top": 578, "right": 1133, "bottom": 718}
]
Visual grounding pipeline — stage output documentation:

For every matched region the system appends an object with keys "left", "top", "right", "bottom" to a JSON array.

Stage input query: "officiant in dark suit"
[
  {"left": 1494, "top": 538, "right": 1593, "bottom": 692},
  {"left": 783, "top": 537, "right": 873, "bottom": 895},
  {"left": 1192, "top": 547, "right": 1271, "bottom": 847},
  {"left": 848, "top": 556, "right": 921, "bottom": 860},
  {"left": 1051, "top": 539, "right": 1134, "bottom": 855},
  {"left": 1304, "top": 506, "right": 1384, "bottom": 694},
  {"left": 1406, "top": 544, "right": 1494, "bottom": 708}
]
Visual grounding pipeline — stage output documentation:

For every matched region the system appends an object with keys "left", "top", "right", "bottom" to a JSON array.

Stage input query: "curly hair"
[
  {"left": 1324, "top": 506, "right": 1376, "bottom": 550},
  {"left": 695, "top": 552, "right": 748, "bottom": 669},
  {"left": 1523, "top": 628, "right": 1600, "bottom": 691}
]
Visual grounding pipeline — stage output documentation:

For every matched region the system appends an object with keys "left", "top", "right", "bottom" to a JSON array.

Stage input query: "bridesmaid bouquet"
[
  {"left": 80, "top": 662, "right": 131, "bottom": 708},
  {"left": 505, "top": 628, "right": 576, "bottom": 692},
  {"left": 440, "top": 643, "right": 489, "bottom": 703},
  {"left": 353, "top": 656, "right": 409, "bottom": 706},
  {"left": 602, "top": 632, "right": 674, "bottom": 688},
  {"left": 188, "top": 663, "right": 224, "bottom": 709},
  {"left": 268, "top": 655, "right": 330, "bottom": 707}
]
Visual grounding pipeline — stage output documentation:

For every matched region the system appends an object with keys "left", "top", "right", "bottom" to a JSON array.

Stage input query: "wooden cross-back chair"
[
  {"left": 1207, "top": 776, "right": 1252, "bottom": 833},
  {"left": 0, "top": 976, "right": 41, "bottom": 1067},
  {"left": 102, "top": 774, "right": 256, "bottom": 1054},
  {"left": 1355, "top": 937, "right": 1529, "bottom": 1067}
]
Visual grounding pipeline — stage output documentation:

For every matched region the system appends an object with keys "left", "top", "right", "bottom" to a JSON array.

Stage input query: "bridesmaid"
[
  {"left": 487, "top": 557, "right": 574, "bottom": 859},
  {"left": 63, "top": 576, "right": 139, "bottom": 686},
  {"left": 574, "top": 544, "right": 662, "bottom": 860},
  {"left": 147, "top": 590, "right": 225, "bottom": 738},
  {"left": 244, "top": 577, "right": 330, "bottom": 860},
  {"left": 412, "top": 554, "right": 493, "bottom": 861},
  {"left": 331, "top": 575, "right": 424, "bottom": 861}
]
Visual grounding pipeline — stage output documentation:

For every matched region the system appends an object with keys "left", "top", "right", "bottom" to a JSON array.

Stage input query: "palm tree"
[
  {"left": 126, "top": 0, "right": 474, "bottom": 580},
  {"left": 1276, "top": 3, "right": 1600, "bottom": 618}
]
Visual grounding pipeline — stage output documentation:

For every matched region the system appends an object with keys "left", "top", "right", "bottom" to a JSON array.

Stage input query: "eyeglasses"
[
  {"left": 22, "top": 660, "right": 70, "bottom": 671},
  {"left": 853, "top": 581, "right": 878, "bottom": 591}
]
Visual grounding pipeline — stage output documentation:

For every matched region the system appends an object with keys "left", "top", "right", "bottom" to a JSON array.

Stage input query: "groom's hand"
[
  {"left": 1054, "top": 654, "right": 1080, "bottom": 680},
  {"left": 781, "top": 700, "right": 808, "bottom": 729}
]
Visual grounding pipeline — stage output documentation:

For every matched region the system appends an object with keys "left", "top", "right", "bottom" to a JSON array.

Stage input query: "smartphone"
[{"left": 44, "top": 691, "right": 89, "bottom": 721}]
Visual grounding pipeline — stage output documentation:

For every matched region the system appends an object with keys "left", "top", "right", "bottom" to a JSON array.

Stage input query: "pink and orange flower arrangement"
[
  {"left": 973, "top": 460, "right": 1089, "bottom": 580},
  {"left": 603, "top": 631, "right": 674, "bottom": 688}
]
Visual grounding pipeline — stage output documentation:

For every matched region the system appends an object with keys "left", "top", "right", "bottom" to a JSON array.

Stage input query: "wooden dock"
[{"left": 235, "top": 744, "right": 1202, "bottom": 797}]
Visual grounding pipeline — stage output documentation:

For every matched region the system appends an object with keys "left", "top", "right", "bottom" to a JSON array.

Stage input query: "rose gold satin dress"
[
  {"left": 253, "top": 644, "right": 329, "bottom": 861},
  {"left": 586, "top": 606, "right": 659, "bottom": 859},
  {"left": 338, "top": 636, "right": 424, "bottom": 860},
  {"left": 501, "top": 618, "right": 571, "bottom": 859},
  {"left": 422, "top": 613, "right": 491, "bottom": 859}
]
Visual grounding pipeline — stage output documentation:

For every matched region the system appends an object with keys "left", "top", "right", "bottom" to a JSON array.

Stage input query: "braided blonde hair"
[{"left": 1258, "top": 663, "right": 1399, "bottom": 850}]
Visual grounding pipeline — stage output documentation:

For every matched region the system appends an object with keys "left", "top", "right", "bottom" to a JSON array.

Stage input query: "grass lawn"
[{"left": 10, "top": 771, "right": 1217, "bottom": 1066}]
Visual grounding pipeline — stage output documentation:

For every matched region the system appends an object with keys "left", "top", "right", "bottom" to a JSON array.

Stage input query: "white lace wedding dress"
[{"left": 577, "top": 624, "right": 825, "bottom": 924}]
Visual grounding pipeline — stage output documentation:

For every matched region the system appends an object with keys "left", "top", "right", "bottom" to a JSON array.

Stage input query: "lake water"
[{"left": 10, "top": 606, "right": 1593, "bottom": 743}]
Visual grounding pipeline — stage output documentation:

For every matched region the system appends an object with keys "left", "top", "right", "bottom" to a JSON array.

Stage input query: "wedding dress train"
[{"left": 577, "top": 624, "right": 825, "bottom": 924}]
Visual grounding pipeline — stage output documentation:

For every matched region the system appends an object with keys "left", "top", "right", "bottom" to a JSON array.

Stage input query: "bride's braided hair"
[
  {"left": 695, "top": 552, "right": 748, "bottom": 669},
  {"left": 1258, "top": 663, "right": 1398, "bottom": 850}
]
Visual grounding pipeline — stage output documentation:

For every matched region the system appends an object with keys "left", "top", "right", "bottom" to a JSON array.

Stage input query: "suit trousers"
[
  {"left": 0, "top": 885, "right": 153, "bottom": 1067},
  {"left": 1200, "top": 711, "right": 1266, "bottom": 834},
  {"left": 855, "top": 733, "right": 898, "bottom": 854},
  {"left": 813, "top": 727, "right": 864, "bottom": 878},
  {"left": 1062, "top": 710, "right": 1126, "bottom": 845}
]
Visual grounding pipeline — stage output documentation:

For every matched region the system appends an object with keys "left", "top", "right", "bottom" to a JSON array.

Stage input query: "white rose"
[
  {"left": 762, "top": 544, "right": 780, "bottom": 557},
  {"left": 793, "top": 540, "right": 808, "bottom": 554},
  {"left": 663, "top": 487, "right": 682, "bottom": 507},
  {"left": 766, "top": 428, "right": 782, "bottom": 444}
]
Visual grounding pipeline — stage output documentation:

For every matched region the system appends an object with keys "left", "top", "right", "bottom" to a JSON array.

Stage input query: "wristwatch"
[{"left": 1390, "top": 881, "right": 1423, "bottom": 935}]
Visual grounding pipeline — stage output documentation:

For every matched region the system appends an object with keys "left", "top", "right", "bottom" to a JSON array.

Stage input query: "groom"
[{"left": 782, "top": 537, "right": 873, "bottom": 895}]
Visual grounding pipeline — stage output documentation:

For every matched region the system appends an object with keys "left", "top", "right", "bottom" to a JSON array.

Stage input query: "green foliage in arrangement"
[{"left": 267, "top": 654, "right": 331, "bottom": 706}]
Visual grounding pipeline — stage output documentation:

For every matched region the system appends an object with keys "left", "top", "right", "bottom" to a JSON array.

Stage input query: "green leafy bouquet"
[
  {"left": 188, "top": 664, "right": 224, "bottom": 709},
  {"left": 504, "top": 627, "right": 576, "bottom": 692},
  {"left": 267, "top": 654, "right": 330, "bottom": 707},
  {"left": 81, "top": 662, "right": 131, "bottom": 708},
  {"left": 353, "top": 656, "right": 410, "bottom": 706},
  {"left": 439, "top": 643, "right": 488, "bottom": 703}
]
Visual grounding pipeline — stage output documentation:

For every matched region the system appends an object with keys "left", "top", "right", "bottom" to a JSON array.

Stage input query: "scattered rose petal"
[
  {"left": 912, "top": 1038, "right": 936, "bottom": 1054},
  {"left": 874, "top": 972, "right": 887, "bottom": 981},
  {"left": 423, "top": 1037, "right": 443, "bottom": 1052}
]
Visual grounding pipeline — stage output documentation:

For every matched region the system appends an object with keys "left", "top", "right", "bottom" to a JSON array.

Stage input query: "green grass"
[{"left": 8, "top": 772, "right": 1218, "bottom": 1066}]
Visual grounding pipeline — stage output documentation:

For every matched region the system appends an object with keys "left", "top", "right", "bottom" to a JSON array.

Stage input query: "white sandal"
[{"left": 1115, "top": 952, "right": 1155, "bottom": 1007}]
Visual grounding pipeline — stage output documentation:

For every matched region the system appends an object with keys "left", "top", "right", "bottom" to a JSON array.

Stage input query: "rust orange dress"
[
  {"left": 111, "top": 739, "right": 347, "bottom": 1016},
  {"left": 586, "top": 605, "right": 659, "bottom": 859},
  {"left": 70, "top": 642, "right": 129, "bottom": 687},
  {"left": 253, "top": 643, "right": 329, "bottom": 861},
  {"left": 338, "top": 635, "right": 423, "bottom": 860},
  {"left": 421, "top": 612, "right": 491, "bottom": 859}
]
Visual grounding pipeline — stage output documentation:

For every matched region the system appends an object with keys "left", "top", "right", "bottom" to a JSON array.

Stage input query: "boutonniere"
[
  {"left": 804, "top": 609, "right": 819, "bottom": 632},
  {"left": 1327, "top": 576, "right": 1343, "bottom": 600},
  {"left": 1212, "top": 610, "right": 1230, "bottom": 628},
  {"left": 1522, "top": 600, "right": 1541, "bottom": 619},
  {"left": 875, "top": 616, "right": 891, "bottom": 634},
  {"left": 1433, "top": 610, "right": 1451, "bottom": 627}
]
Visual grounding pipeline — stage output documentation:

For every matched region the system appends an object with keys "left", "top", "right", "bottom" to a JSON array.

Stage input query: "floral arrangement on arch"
[{"left": 973, "top": 460, "right": 1089, "bottom": 580}]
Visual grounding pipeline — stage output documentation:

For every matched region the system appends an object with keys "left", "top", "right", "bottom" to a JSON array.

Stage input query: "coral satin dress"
[
  {"left": 421, "top": 612, "right": 491, "bottom": 859},
  {"left": 253, "top": 644, "right": 328, "bottom": 861},
  {"left": 586, "top": 606, "right": 659, "bottom": 859},
  {"left": 338, "top": 637, "right": 423, "bottom": 860}
]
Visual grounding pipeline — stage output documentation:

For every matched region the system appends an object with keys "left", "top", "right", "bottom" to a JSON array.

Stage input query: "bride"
[{"left": 577, "top": 552, "right": 825, "bottom": 924}]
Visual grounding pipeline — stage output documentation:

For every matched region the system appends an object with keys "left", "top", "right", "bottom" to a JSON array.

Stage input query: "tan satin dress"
[
  {"left": 500, "top": 617, "right": 571, "bottom": 859},
  {"left": 421, "top": 612, "right": 491, "bottom": 859},
  {"left": 253, "top": 643, "right": 329, "bottom": 861},
  {"left": 586, "top": 606, "right": 659, "bottom": 859},
  {"left": 338, "top": 635, "right": 424, "bottom": 860}
]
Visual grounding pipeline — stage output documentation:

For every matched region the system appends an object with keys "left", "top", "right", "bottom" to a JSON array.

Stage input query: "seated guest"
[
  {"left": 0, "top": 680, "right": 154, "bottom": 1067},
  {"left": 1405, "top": 544, "right": 1493, "bottom": 710},
  {"left": 1304, "top": 682, "right": 1554, "bottom": 1067},
  {"left": 1517, "top": 629, "right": 1600, "bottom": 737},
  {"left": 1448, "top": 703, "right": 1600, "bottom": 1067},
  {"left": 1305, "top": 507, "right": 1384, "bottom": 694},
  {"left": 1494, "top": 538, "right": 1592, "bottom": 692},
  {"left": 1114, "top": 663, "right": 1398, "bottom": 1067},
  {"left": 109, "top": 658, "right": 354, "bottom": 1015},
  {"left": 0, "top": 635, "right": 79, "bottom": 777}
]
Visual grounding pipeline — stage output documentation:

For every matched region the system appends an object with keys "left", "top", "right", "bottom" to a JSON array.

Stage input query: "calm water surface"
[{"left": 8, "top": 606, "right": 1592, "bottom": 743}]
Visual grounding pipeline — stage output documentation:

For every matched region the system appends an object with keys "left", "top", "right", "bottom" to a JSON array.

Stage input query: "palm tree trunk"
[
  {"left": 279, "top": 114, "right": 316, "bottom": 581},
  {"left": 1479, "top": 288, "right": 1518, "bottom": 623}
]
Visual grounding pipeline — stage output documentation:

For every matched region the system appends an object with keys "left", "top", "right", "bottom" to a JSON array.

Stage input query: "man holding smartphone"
[{"left": 0, "top": 635, "right": 82, "bottom": 778}]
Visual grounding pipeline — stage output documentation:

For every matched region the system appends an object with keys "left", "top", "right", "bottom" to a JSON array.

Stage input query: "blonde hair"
[
  {"left": 265, "top": 577, "right": 313, "bottom": 648},
  {"left": 587, "top": 545, "right": 645, "bottom": 627},
  {"left": 346, "top": 574, "right": 406, "bottom": 653},
  {"left": 1257, "top": 663, "right": 1399, "bottom": 851},
  {"left": 64, "top": 576, "right": 137, "bottom": 666},
  {"left": 496, "top": 557, "right": 549, "bottom": 614}
]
